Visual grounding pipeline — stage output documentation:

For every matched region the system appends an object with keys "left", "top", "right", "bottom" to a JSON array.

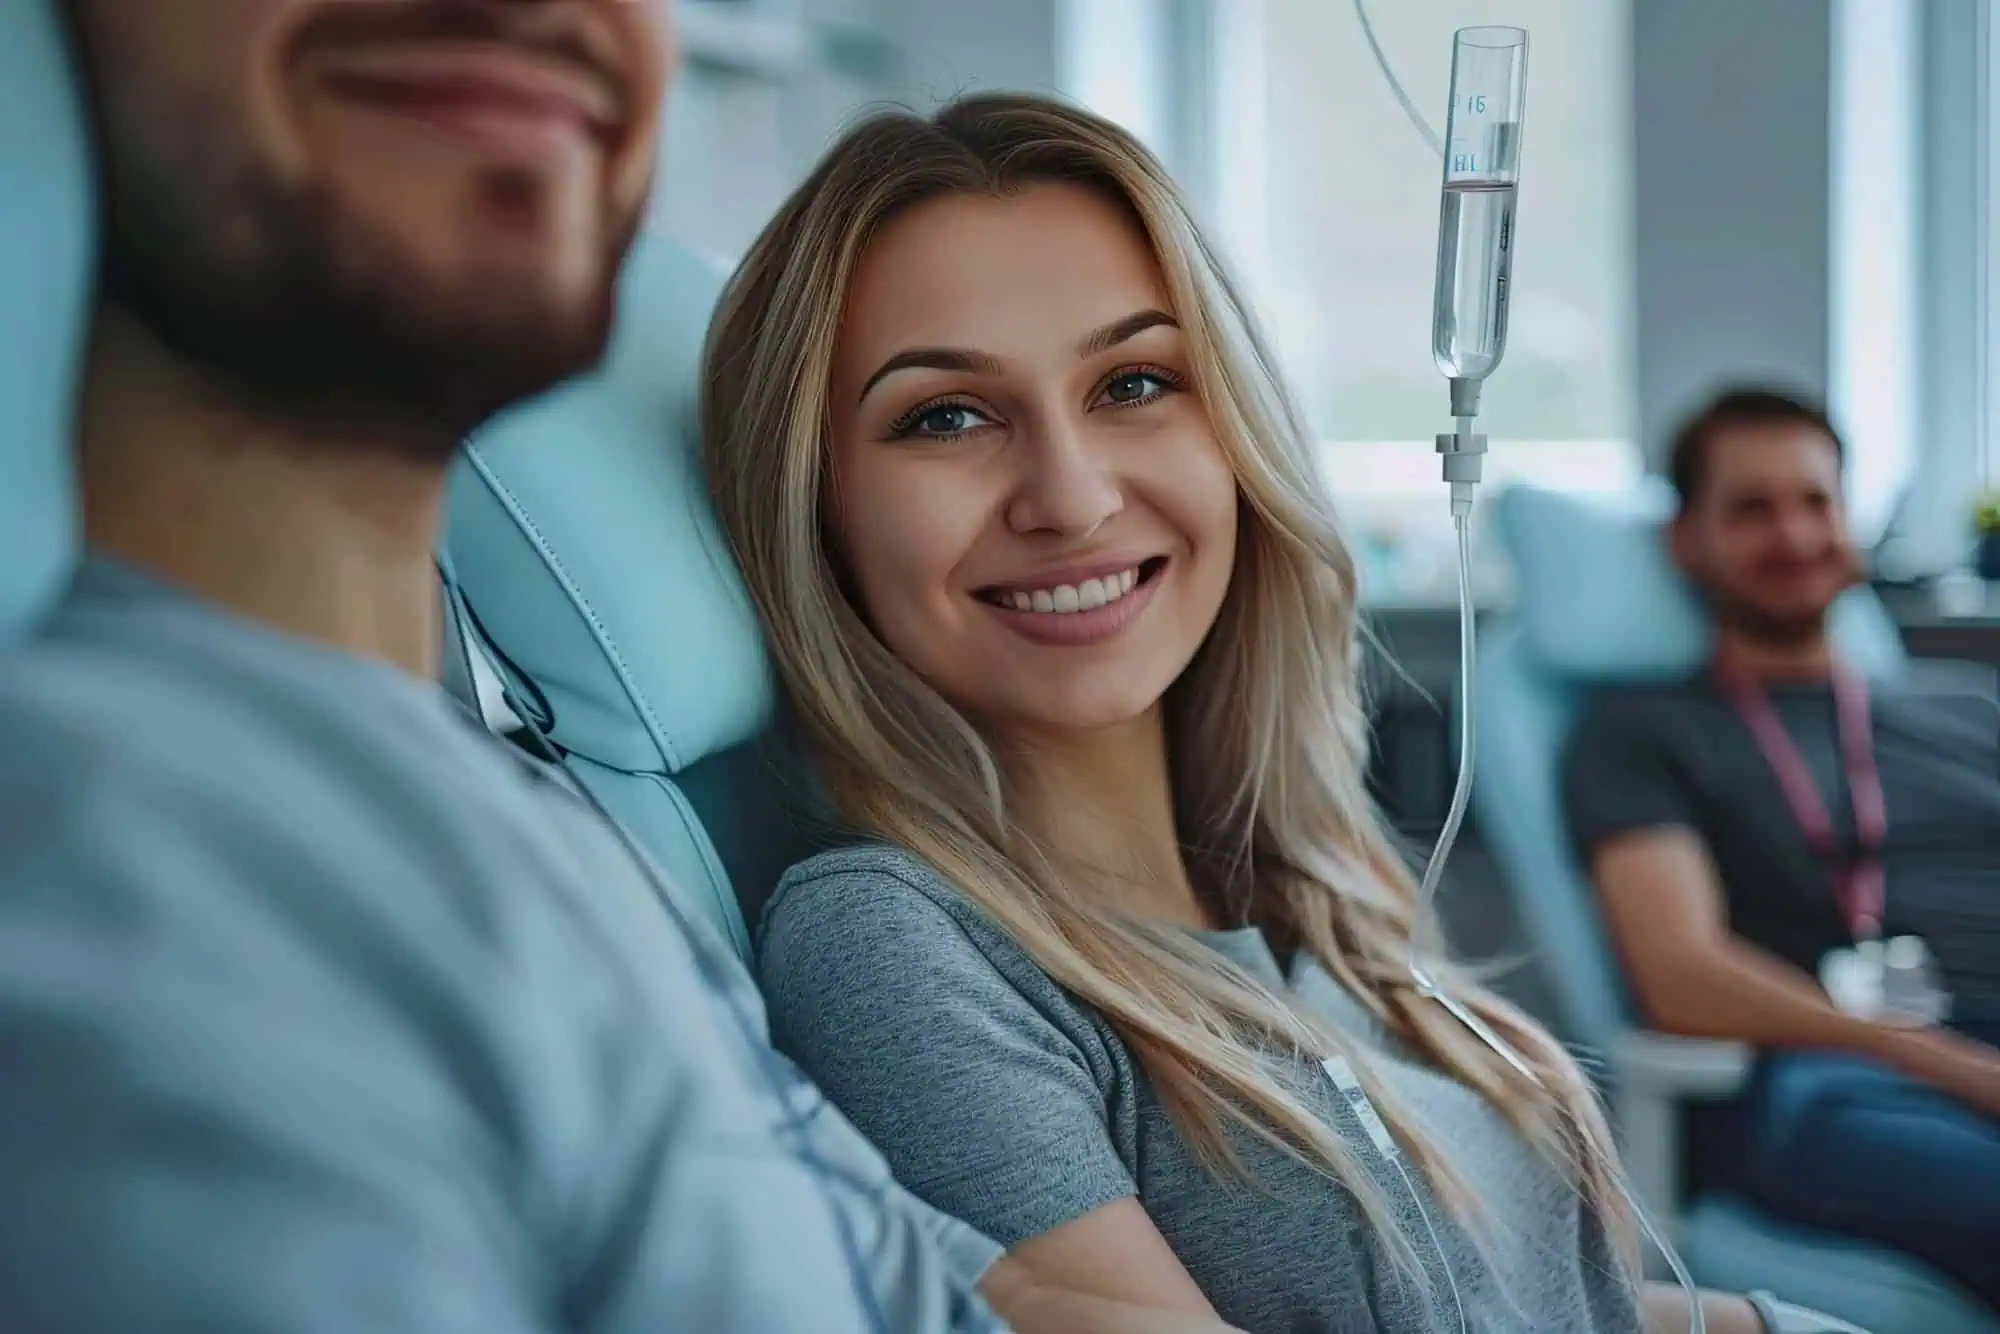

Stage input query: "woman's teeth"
[{"left": 998, "top": 566, "right": 1142, "bottom": 614}]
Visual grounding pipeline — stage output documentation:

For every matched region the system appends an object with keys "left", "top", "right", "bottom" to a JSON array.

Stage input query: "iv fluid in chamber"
[{"left": 1432, "top": 180, "right": 1516, "bottom": 380}]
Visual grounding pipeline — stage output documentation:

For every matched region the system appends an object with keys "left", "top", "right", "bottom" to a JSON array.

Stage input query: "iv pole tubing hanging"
[
  {"left": 1352, "top": 12, "right": 1713, "bottom": 1325},
  {"left": 1411, "top": 24, "right": 1526, "bottom": 1005}
]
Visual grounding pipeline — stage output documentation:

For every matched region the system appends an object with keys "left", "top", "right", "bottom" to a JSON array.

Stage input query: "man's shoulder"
[
  {"left": 0, "top": 611, "right": 482, "bottom": 829},
  {"left": 0, "top": 601, "right": 544, "bottom": 959},
  {"left": 0, "top": 625, "right": 258, "bottom": 815},
  {"left": 1570, "top": 675, "right": 1717, "bottom": 745}
]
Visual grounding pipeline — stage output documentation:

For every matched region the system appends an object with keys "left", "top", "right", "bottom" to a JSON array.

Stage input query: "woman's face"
[{"left": 827, "top": 182, "right": 1238, "bottom": 737}]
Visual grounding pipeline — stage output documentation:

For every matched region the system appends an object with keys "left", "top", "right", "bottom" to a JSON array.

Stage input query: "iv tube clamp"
[{"left": 1435, "top": 428, "right": 1486, "bottom": 485}]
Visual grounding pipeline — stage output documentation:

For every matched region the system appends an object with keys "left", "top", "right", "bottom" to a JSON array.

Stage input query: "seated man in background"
[
  {"left": 0, "top": 2, "right": 1235, "bottom": 1332},
  {"left": 1563, "top": 388, "right": 2000, "bottom": 1311}
]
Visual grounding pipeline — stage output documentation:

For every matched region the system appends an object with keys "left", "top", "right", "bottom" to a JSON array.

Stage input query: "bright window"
[
  {"left": 1984, "top": 1, "right": 2000, "bottom": 494},
  {"left": 1828, "top": 0, "right": 1919, "bottom": 548},
  {"left": 1202, "top": 0, "right": 1642, "bottom": 599}
]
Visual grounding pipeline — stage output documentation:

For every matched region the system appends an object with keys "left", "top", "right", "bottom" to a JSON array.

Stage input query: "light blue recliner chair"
[
  {"left": 442, "top": 232, "right": 821, "bottom": 958},
  {"left": 0, "top": 0, "right": 94, "bottom": 646},
  {"left": 1471, "top": 482, "right": 1998, "bottom": 1334}
]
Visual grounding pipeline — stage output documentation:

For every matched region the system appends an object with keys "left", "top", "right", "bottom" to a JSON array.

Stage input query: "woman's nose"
[{"left": 1003, "top": 418, "right": 1124, "bottom": 538}]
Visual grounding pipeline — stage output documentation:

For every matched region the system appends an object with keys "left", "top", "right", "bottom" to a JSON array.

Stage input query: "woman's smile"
[{"left": 972, "top": 556, "right": 1170, "bottom": 647}]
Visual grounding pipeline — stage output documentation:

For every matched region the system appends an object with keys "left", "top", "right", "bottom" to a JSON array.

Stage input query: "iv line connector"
[
  {"left": 1436, "top": 426, "right": 1486, "bottom": 516},
  {"left": 1437, "top": 380, "right": 1487, "bottom": 512}
]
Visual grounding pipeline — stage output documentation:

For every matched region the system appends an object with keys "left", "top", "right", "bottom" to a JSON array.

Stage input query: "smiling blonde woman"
[{"left": 700, "top": 91, "right": 1805, "bottom": 1334}]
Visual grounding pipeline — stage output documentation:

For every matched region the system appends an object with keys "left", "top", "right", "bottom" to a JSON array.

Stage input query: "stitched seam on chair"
[
  {"left": 642, "top": 768, "right": 748, "bottom": 956},
  {"left": 464, "top": 446, "right": 686, "bottom": 772}
]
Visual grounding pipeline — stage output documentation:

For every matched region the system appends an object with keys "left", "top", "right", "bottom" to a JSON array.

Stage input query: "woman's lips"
[{"left": 979, "top": 560, "right": 1168, "bottom": 648}]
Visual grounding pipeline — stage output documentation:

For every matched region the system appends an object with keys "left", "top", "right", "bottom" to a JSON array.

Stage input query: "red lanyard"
[{"left": 1715, "top": 663, "right": 1888, "bottom": 939}]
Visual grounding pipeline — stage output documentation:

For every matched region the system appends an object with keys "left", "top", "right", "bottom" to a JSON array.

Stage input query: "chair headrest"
[
  {"left": 447, "top": 234, "right": 768, "bottom": 770},
  {"left": 445, "top": 232, "right": 815, "bottom": 953},
  {"left": 1494, "top": 483, "right": 1906, "bottom": 682},
  {"left": 0, "top": 0, "right": 94, "bottom": 643}
]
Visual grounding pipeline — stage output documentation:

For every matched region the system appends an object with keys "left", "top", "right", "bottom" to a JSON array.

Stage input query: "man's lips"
[{"left": 315, "top": 46, "right": 624, "bottom": 152}]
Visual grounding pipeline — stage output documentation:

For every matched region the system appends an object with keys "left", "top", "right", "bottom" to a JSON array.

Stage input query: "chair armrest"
[
  {"left": 1612, "top": 1031, "right": 1754, "bottom": 1099},
  {"left": 1608, "top": 1032, "right": 1754, "bottom": 1279},
  {"left": 1900, "top": 655, "right": 1998, "bottom": 700}
]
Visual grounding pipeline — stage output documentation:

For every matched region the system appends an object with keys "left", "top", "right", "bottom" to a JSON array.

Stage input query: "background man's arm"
[{"left": 1593, "top": 827, "right": 2000, "bottom": 1114}]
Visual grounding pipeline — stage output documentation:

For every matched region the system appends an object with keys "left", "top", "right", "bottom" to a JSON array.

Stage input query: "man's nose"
[{"left": 1775, "top": 505, "right": 1829, "bottom": 554}]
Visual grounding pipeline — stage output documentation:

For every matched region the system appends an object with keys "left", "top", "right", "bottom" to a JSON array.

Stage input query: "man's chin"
[
  {"left": 368, "top": 288, "right": 619, "bottom": 433},
  {"left": 1716, "top": 599, "right": 1832, "bottom": 648},
  {"left": 231, "top": 302, "right": 609, "bottom": 458},
  {"left": 110, "top": 251, "right": 620, "bottom": 461},
  {"left": 101, "top": 169, "right": 639, "bottom": 461}
]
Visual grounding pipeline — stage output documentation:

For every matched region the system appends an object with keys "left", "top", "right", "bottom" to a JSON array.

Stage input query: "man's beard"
[
  {"left": 1705, "top": 587, "right": 1833, "bottom": 648},
  {"left": 98, "top": 142, "right": 640, "bottom": 463},
  {"left": 1704, "top": 568, "right": 1840, "bottom": 648}
]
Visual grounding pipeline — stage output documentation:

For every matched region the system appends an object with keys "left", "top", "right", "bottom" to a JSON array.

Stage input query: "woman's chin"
[{"left": 980, "top": 685, "right": 1170, "bottom": 739}]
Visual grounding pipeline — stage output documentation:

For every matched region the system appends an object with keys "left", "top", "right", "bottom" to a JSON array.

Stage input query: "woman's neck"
[{"left": 1001, "top": 709, "right": 1214, "bottom": 931}]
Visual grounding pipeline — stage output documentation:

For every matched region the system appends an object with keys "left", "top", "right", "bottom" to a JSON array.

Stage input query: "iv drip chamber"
[{"left": 1433, "top": 26, "right": 1527, "bottom": 383}]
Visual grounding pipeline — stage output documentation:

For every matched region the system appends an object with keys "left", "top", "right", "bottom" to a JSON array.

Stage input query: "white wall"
[
  {"left": 878, "top": 0, "right": 1061, "bottom": 108},
  {"left": 1829, "top": 0, "right": 1920, "bottom": 547},
  {"left": 1905, "top": 0, "right": 1990, "bottom": 572},
  {"left": 650, "top": 0, "right": 1065, "bottom": 264}
]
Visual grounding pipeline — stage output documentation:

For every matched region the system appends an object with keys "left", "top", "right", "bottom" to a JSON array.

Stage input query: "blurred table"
[{"left": 1877, "top": 583, "right": 2000, "bottom": 666}]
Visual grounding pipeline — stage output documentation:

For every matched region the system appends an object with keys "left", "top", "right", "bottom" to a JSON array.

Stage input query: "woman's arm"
[
  {"left": 983, "top": 1251, "right": 1245, "bottom": 1334},
  {"left": 1642, "top": 1284, "right": 1765, "bottom": 1334},
  {"left": 1003, "top": 1199, "right": 1221, "bottom": 1317},
  {"left": 1642, "top": 1283, "right": 1870, "bottom": 1334}
]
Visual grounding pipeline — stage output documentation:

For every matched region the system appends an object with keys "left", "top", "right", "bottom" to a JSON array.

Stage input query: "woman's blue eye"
[
  {"left": 1101, "top": 372, "right": 1171, "bottom": 406},
  {"left": 894, "top": 402, "right": 994, "bottom": 438},
  {"left": 919, "top": 405, "right": 979, "bottom": 434}
]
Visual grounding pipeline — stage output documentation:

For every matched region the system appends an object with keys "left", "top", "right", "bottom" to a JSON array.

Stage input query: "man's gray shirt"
[{"left": 0, "top": 558, "right": 1005, "bottom": 1334}]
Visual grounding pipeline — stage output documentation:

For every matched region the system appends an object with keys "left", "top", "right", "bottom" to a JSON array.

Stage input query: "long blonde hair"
[{"left": 702, "top": 92, "right": 1632, "bottom": 1280}]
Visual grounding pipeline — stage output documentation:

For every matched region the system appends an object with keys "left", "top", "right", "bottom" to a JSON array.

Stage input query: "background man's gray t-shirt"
[
  {"left": 0, "top": 559, "right": 1003, "bottom": 1334},
  {"left": 1563, "top": 676, "right": 2000, "bottom": 1024},
  {"left": 760, "top": 843, "right": 1643, "bottom": 1334}
]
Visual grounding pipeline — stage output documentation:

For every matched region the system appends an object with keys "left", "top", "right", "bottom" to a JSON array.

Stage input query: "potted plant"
[{"left": 1975, "top": 494, "right": 2000, "bottom": 579}]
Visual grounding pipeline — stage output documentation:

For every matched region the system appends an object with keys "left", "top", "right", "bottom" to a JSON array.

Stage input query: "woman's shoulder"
[
  {"left": 756, "top": 841, "right": 1121, "bottom": 1073},
  {"left": 766, "top": 840, "right": 974, "bottom": 932},
  {"left": 758, "top": 840, "right": 1028, "bottom": 986},
  {"left": 773, "top": 839, "right": 954, "bottom": 898}
]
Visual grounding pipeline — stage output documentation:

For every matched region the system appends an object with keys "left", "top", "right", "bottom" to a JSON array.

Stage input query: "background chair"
[
  {"left": 0, "top": 0, "right": 93, "bottom": 645},
  {"left": 1469, "top": 481, "right": 1998, "bottom": 1334}
]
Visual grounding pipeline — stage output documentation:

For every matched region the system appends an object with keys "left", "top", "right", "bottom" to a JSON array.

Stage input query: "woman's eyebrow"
[
  {"left": 857, "top": 347, "right": 1006, "bottom": 405},
  {"left": 1078, "top": 308, "right": 1178, "bottom": 357},
  {"left": 856, "top": 308, "right": 1178, "bottom": 406}
]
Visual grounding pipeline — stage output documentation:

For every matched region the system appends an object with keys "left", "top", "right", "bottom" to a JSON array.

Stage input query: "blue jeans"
[{"left": 1702, "top": 1020, "right": 2000, "bottom": 1311}]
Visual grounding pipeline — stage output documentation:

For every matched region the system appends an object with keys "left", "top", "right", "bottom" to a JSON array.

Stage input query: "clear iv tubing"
[{"left": 1352, "top": 6, "right": 1709, "bottom": 1328}]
